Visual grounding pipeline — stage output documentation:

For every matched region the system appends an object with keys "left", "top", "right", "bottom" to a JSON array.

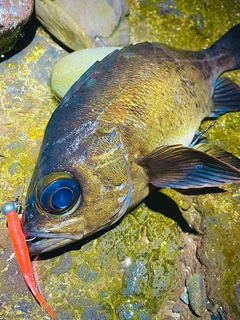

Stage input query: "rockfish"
[{"left": 23, "top": 24, "right": 240, "bottom": 255}]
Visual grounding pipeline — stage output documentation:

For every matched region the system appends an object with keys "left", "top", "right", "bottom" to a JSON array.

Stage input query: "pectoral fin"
[
  {"left": 137, "top": 144, "right": 240, "bottom": 189},
  {"left": 193, "top": 143, "right": 240, "bottom": 170}
]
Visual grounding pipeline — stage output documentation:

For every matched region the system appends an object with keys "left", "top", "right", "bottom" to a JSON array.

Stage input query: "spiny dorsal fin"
[{"left": 62, "top": 45, "right": 134, "bottom": 96}]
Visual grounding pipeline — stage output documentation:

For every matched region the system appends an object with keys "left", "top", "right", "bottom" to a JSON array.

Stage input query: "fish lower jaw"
[
  {"left": 25, "top": 231, "right": 85, "bottom": 255},
  {"left": 25, "top": 230, "right": 83, "bottom": 240},
  {"left": 26, "top": 235, "right": 77, "bottom": 255}
]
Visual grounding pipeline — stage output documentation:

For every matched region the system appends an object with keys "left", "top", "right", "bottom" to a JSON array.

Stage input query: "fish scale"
[{"left": 22, "top": 23, "right": 240, "bottom": 255}]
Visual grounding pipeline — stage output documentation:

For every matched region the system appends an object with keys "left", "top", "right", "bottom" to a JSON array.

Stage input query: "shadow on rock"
[
  {"left": 0, "top": 15, "right": 39, "bottom": 62},
  {"left": 144, "top": 190, "right": 199, "bottom": 234}
]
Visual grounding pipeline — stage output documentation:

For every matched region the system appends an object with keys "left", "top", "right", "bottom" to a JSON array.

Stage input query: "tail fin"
[{"left": 207, "top": 23, "right": 240, "bottom": 71}]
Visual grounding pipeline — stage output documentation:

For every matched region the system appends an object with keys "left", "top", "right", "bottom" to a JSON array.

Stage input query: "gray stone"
[
  {"left": 236, "top": 280, "right": 240, "bottom": 304},
  {"left": 172, "top": 304, "right": 184, "bottom": 313},
  {"left": 0, "top": 0, "right": 34, "bottom": 54},
  {"left": 186, "top": 273, "right": 207, "bottom": 317},
  {"left": 180, "top": 287, "right": 189, "bottom": 305},
  {"left": 35, "top": 0, "right": 130, "bottom": 50}
]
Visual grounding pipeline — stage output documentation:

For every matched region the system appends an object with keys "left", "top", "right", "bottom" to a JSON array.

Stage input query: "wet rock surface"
[
  {"left": 197, "top": 188, "right": 240, "bottom": 320},
  {"left": 161, "top": 184, "right": 240, "bottom": 320},
  {"left": 0, "top": 1, "right": 240, "bottom": 319},
  {"left": 0, "top": 0, "right": 34, "bottom": 54},
  {"left": 35, "top": 0, "right": 130, "bottom": 50},
  {"left": 186, "top": 273, "right": 207, "bottom": 317}
]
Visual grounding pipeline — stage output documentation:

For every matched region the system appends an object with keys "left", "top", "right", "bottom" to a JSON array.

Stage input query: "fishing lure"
[{"left": 2, "top": 201, "right": 56, "bottom": 319}]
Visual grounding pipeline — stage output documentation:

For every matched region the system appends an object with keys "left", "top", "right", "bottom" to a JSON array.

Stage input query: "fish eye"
[
  {"left": 35, "top": 172, "right": 81, "bottom": 215},
  {"left": 51, "top": 187, "right": 74, "bottom": 209}
]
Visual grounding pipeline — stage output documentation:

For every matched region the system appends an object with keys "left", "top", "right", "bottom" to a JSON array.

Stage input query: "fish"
[{"left": 22, "top": 23, "right": 240, "bottom": 255}]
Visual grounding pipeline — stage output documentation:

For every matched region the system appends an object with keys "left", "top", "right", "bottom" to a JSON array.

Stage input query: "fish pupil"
[
  {"left": 52, "top": 187, "right": 73, "bottom": 209},
  {"left": 36, "top": 174, "right": 81, "bottom": 215}
]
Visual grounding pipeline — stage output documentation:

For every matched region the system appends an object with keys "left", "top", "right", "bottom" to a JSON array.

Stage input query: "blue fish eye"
[
  {"left": 35, "top": 173, "right": 81, "bottom": 215},
  {"left": 52, "top": 187, "right": 74, "bottom": 209}
]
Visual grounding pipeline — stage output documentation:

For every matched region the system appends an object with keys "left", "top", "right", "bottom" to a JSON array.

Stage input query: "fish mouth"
[{"left": 25, "top": 231, "right": 82, "bottom": 255}]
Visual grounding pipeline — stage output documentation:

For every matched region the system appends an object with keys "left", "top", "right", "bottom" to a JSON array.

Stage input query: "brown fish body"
[
  {"left": 23, "top": 25, "right": 240, "bottom": 254},
  {"left": 70, "top": 44, "right": 221, "bottom": 208}
]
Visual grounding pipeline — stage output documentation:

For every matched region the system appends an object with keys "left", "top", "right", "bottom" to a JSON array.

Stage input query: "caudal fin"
[
  {"left": 205, "top": 24, "right": 240, "bottom": 117},
  {"left": 207, "top": 23, "right": 240, "bottom": 71}
]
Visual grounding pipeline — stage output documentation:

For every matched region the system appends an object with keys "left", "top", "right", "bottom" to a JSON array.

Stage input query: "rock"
[
  {"left": 236, "top": 280, "right": 240, "bottom": 304},
  {"left": 0, "top": 0, "right": 34, "bottom": 54},
  {"left": 1, "top": 2, "right": 240, "bottom": 320},
  {"left": 0, "top": 35, "right": 180, "bottom": 314},
  {"left": 180, "top": 287, "right": 189, "bottom": 305},
  {"left": 163, "top": 179, "right": 240, "bottom": 320},
  {"left": 172, "top": 304, "right": 184, "bottom": 313},
  {"left": 196, "top": 183, "right": 240, "bottom": 320},
  {"left": 35, "top": 0, "right": 130, "bottom": 50},
  {"left": 186, "top": 273, "right": 207, "bottom": 317},
  {"left": 51, "top": 47, "right": 121, "bottom": 99}
]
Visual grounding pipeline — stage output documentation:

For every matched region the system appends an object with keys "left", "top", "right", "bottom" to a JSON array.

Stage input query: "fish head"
[{"left": 22, "top": 128, "right": 132, "bottom": 255}]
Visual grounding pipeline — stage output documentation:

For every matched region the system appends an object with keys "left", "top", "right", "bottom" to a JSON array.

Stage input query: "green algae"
[
  {"left": 0, "top": 26, "right": 66, "bottom": 320},
  {"left": 0, "top": 1, "right": 240, "bottom": 319},
  {"left": 161, "top": 187, "right": 240, "bottom": 319},
  {"left": 129, "top": 0, "right": 240, "bottom": 49},
  {"left": 0, "top": 28, "right": 65, "bottom": 205},
  {"left": 196, "top": 193, "right": 240, "bottom": 319},
  {"left": 34, "top": 204, "right": 179, "bottom": 319},
  {"left": 0, "top": 202, "right": 178, "bottom": 319},
  {"left": 200, "top": 112, "right": 240, "bottom": 158}
]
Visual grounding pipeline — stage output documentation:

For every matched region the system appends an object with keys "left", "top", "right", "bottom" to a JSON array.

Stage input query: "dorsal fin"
[{"left": 64, "top": 45, "right": 135, "bottom": 96}]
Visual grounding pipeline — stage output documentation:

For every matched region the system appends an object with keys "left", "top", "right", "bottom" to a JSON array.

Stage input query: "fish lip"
[
  {"left": 27, "top": 236, "right": 74, "bottom": 255},
  {"left": 24, "top": 231, "right": 84, "bottom": 255},
  {"left": 25, "top": 230, "right": 82, "bottom": 240}
]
